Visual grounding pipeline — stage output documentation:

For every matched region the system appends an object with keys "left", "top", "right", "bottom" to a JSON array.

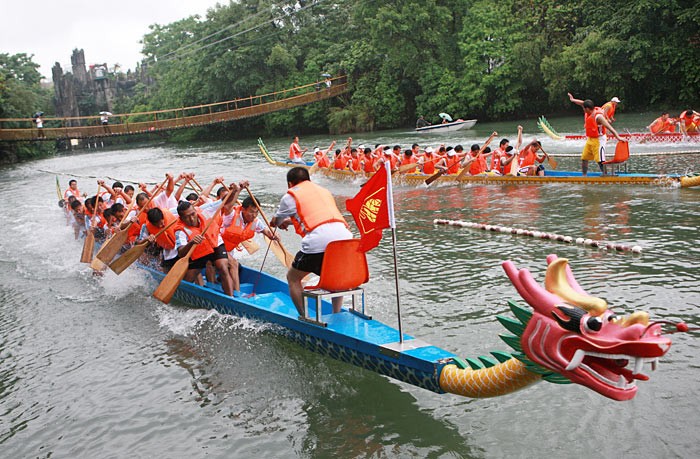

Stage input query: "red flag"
[{"left": 345, "top": 165, "right": 390, "bottom": 252}]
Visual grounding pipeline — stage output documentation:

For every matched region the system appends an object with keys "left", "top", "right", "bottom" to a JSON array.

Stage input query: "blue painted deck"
[{"left": 143, "top": 264, "right": 459, "bottom": 393}]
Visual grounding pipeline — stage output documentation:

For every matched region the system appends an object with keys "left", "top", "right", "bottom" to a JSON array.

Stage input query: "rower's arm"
[
  {"left": 597, "top": 115, "right": 624, "bottom": 141},
  {"left": 568, "top": 92, "right": 584, "bottom": 107}
]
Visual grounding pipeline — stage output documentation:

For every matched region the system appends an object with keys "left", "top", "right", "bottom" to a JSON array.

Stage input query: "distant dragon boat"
[
  {"left": 258, "top": 139, "right": 700, "bottom": 188},
  {"left": 537, "top": 116, "right": 700, "bottom": 143}
]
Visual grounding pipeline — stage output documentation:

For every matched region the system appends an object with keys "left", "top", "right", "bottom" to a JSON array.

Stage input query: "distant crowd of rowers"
[
  {"left": 287, "top": 125, "right": 553, "bottom": 177},
  {"left": 648, "top": 109, "right": 700, "bottom": 134},
  {"left": 62, "top": 173, "right": 278, "bottom": 296}
]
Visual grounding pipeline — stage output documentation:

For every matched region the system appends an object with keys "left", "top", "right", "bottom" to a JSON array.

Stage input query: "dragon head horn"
[
  {"left": 502, "top": 260, "right": 561, "bottom": 314},
  {"left": 544, "top": 257, "right": 608, "bottom": 316}
]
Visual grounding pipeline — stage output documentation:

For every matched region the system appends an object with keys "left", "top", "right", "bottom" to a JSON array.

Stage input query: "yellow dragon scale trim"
[{"left": 439, "top": 359, "right": 542, "bottom": 398}]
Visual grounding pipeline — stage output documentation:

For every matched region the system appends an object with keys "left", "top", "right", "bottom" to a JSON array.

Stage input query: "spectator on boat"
[
  {"left": 288, "top": 136, "right": 307, "bottom": 164},
  {"left": 270, "top": 167, "right": 352, "bottom": 317},
  {"left": 602, "top": 97, "right": 621, "bottom": 123},
  {"left": 416, "top": 115, "right": 430, "bottom": 128},
  {"left": 648, "top": 112, "right": 677, "bottom": 134},
  {"left": 679, "top": 109, "right": 699, "bottom": 135},
  {"left": 174, "top": 200, "right": 235, "bottom": 296},
  {"left": 568, "top": 93, "right": 625, "bottom": 176},
  {"left": 64, "top": 179, "right": 83, "bottom": 204}
]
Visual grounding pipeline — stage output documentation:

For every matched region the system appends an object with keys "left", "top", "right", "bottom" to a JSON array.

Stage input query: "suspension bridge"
[{"left": 0, "top": 76, "right": 348, "bottom": 142}]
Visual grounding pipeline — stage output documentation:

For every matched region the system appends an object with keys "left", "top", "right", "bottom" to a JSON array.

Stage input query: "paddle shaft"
[
  {"left": 80, "top": 183, "right": 101, "bottom": 263},
  {"left": 109, "top": 219, "right": 178, "bottom": 275},
  {"left": 451, "top": 132, "right": 499, "bottom": 181},
  {"left": 244, "top": 186, "right": 294, "bottom": 267}
]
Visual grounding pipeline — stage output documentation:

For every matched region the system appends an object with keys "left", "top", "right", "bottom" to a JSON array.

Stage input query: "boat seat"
[
  {"left": 602, "top": 141, "right": 630, "bottom": 174},
  {"left": 301, "top": 239, "right": 370, "bottom": 326}
]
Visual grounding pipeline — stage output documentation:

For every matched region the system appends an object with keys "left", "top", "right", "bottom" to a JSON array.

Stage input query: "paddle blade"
[
  {"left": 424, "top": 170, "right": 444, "bottom": 186},
  {"left": 96, "top": 229, "right": 129, "bottom": 264},
  {"left": 547, "top": 155, "right": 558, "bottom": 170},
  {"left": 109, "top": 242, "right": 148, "bottom": 275},
  {"left": 80, "top": 232, "right": 95, "bottom": 263},
  {"left": 90, "top": 257, "right": 107, "bottom": 271},
  {"left": 264, "top": 235, "right": 294, "bottom": 268},
  {"left": 241, "top": 239, "right": 260, "bottom": 255},
  {"left": 309, "top": 162, "right": 320, "bottom": 175},
  {"left": 152, "top": 256, "right": 190, "bottom": 304}
]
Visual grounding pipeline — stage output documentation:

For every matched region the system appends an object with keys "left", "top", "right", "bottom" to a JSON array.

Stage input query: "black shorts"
[
  {"left": 188, "top": 244, "right": 228, "bottom": 270},
  {"left": 161, "top": 255, "right": 179, "bottom": 270},
  {"left": 292, "top": 250, "right": 325, "bottom": 275}
]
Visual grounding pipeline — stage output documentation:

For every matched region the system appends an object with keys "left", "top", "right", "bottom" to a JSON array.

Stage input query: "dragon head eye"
[{"left": 584, "top": 316, "right": 604, "bottom": 333}]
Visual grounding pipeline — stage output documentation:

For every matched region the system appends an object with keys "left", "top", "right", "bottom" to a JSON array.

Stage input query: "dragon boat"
[
  {"left": 537, "top": 116, "right": 700, "bottom": 143},
  {"left": 122, "top": 251, "right": 672, "bottom": 402},
  {"left": 258, "top": 139, "right": 700, "bottom": 188}
]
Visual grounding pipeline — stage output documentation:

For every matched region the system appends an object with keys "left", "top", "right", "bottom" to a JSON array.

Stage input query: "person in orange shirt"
[
  {"left": 288, "top": 136, "right": 307, "bottom": 164},
  {"left": 679, "top": 109, "right": 699, "bottom": 135},
  {"left": 518, "top": 140, "right": 546, "bottom": 176},
  {"left": 419, "top": 147, "right": 438, "bottom": 174},
  {"left": 648, "top": 112, "right": 677, "bottom": 134},
  {"left": 601, "top": 97, "right": 621, "bottom": 123},
  {"left": 569, "top": 93, "right": 624, "bottom": 175},
  {"left": 270, "top": 167, "right": 352, "bottom": 316}
]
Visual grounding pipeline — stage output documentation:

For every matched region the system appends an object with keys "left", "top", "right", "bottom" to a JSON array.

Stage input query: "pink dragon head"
[{"left": 502, "top": 255, "right": 672, "bottom": 401}]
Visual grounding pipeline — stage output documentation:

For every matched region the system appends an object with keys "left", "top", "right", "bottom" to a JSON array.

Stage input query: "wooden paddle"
[
  {"left": 244, "top": 186, "right": 295, "bottom": 268},
  {"left": 109, "top": 219, "right": 178, "bottom": 275},
  {"left": 397, "top": 161, "right": 420, "bottom": 173},
  {"left": 80, "top": 184, "right": 101, "bottom": 263},
  {"left": 455, "top": 132, "right": 498, "bottom": 180},
  {"left": 507, "top": 151, "right": 520, "bottom": 176},
  {"left": 152, "top": 197, "right": 231, "bottom": 304},
  {"left": 540, "top": 147, "right": 558, "bottom": 169},
  {"left": 95, "top": 178, "right": 168, "bottom": 264}
]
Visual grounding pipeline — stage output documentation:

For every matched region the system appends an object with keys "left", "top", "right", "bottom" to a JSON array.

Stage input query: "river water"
[{"left": 1, "top": 114, "right": 699, "bottom": 458}]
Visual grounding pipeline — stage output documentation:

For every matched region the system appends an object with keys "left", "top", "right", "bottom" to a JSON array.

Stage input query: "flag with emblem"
[{"left": 345, "top": 161, "right": 394, "bottom": 252}]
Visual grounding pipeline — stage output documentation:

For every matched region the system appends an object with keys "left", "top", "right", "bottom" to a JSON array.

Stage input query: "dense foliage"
[
  {"left": 0, "top": 53, "right": 53, "bottom": 161},
  {"left": 125, "top": 0, "right": 699, "bottom": 135}
]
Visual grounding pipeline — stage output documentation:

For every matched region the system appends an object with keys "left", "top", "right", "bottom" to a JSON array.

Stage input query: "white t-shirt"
[
  {"left": 174, "top": 201, "right": 224, "bottom": 251},
  {"left": 275, "top": 193, "right": 352, "bottom": 254}
]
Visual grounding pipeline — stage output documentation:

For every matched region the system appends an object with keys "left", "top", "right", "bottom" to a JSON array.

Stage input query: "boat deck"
[{"left": 144, "top": 264, "right": 458, "bottom": 392}]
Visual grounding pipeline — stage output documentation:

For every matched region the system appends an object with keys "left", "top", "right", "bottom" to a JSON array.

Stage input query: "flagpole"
[{"left": 384, "top": 161, "right": 403, "bottom": 343}]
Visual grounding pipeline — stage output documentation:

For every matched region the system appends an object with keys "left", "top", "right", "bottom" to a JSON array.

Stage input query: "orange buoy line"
[{"left": 433, "top": 219, "right": 643, "bottom": 254}]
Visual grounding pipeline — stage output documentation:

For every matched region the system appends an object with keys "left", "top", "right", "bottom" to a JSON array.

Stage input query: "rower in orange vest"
[
  {"left": 648, "top": 112, "right": 677, "bottom": 134},
  {"left": 601, "top": 97, "right": 621, "bottom": 123}
]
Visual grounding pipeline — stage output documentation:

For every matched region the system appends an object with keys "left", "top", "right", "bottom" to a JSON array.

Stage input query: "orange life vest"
[
  {"left": 64, "top": 188, "right": 81, "bottom": 201},
  {"left": 289, "top": 142, "right": 302, "bottom": 160},
  {"left": 446, "top": 156, "right": 461, "bottom": 174},
  {"left": 127, "top": 211, "right": 148, "bottom": 243},
  {"left": 221, "top": 206, "right": 256, "bottom": 252},
  {"left": 174, "top": 208, "right": 220, "bottom": 260},
  {"left": 333, "top": 155, "right": 348, "bottom": 170},
  {"left": 286, "top": 181, "right": 347, "bottom": 237},
  {"left": 422, "top": 155, "right": 437, "bottom": 175},
  {"left": 144, "top": 207, "right": 177, "bottom": 250},
  {"left": 469, "top": 154, "right": 487, "bottom": 175},
  {"left": 584, "top": 107, "right": 606, "bottom": 138},
  {"left": 317, "top": 154, "right": 330, "bottom": 168},
  {"left": 602, "top": 101, "right": 616, "bottom": 120},
  {"left": 649, "top": 117, "right": 675, "bottom": 134},
  {"left": 362, "top": 154, "right": 376, "bottom": 173}
]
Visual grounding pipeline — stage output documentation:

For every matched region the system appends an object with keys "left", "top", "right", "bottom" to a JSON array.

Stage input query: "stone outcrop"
[{"left": 52, "top": 49, "right": 150, "bottom": 126}]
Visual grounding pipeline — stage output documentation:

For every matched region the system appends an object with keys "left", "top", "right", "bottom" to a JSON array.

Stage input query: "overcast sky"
[{"left": 1, "top": 0, "right": 225, "bottom": 79}]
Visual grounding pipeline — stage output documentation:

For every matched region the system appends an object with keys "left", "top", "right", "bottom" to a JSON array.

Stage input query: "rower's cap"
[
  {"left": 314, "top": 147, "right": 320, "bottom": 154},
  {"left": 505, "top": 145, "right": 515, "bottom": 154},
  {"left": 447, "top": 150, "right": 456, "bottom": 156},
  {"left": 358, "top": 144, "right": 365, "bottom": 150},
  {"left": 611, "top": 97, "right": 621, "bottom": 103},
  {"left": 425, "top": 147, "right": 434, "bottom": 153}
]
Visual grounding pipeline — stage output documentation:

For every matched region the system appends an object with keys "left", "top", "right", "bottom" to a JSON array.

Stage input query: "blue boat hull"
[{"left": 143, "top": 264, "right": 458, "bottom": 393}]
